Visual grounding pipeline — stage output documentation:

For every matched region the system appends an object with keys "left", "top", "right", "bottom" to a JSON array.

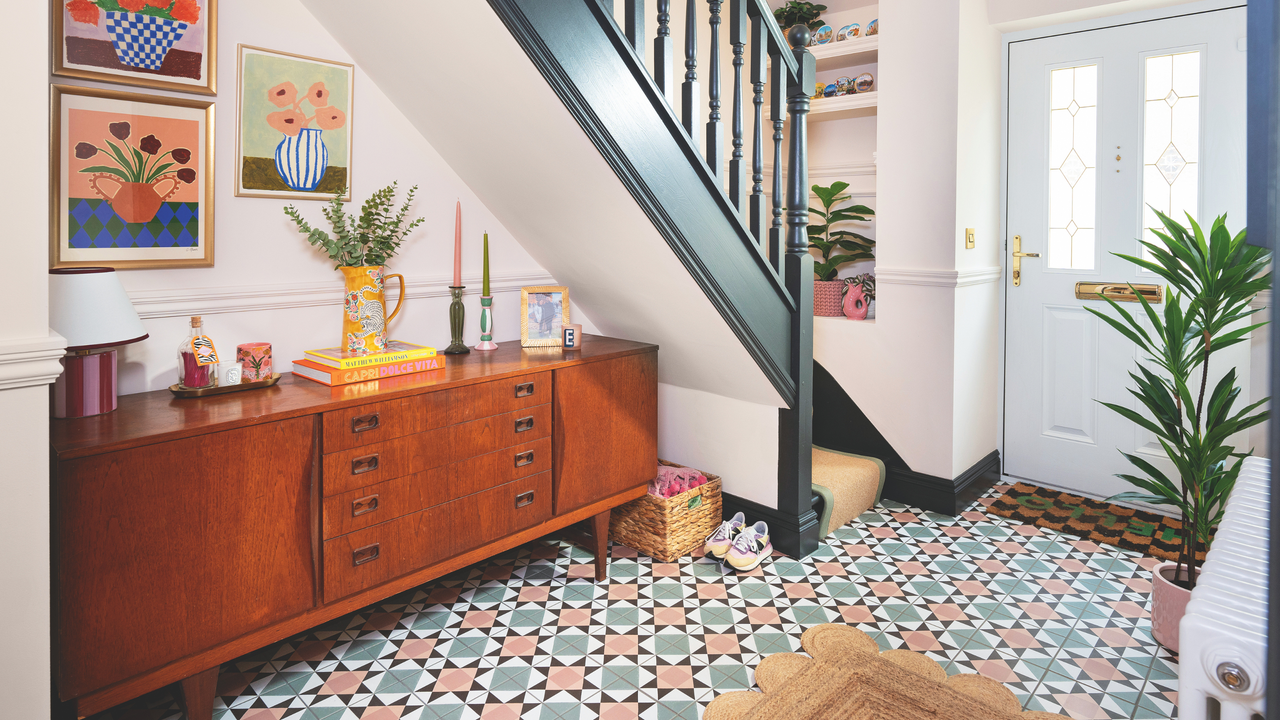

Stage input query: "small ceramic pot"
[
  {"left": 814, "top": 280, "right": 845, "bottom": 316},
  {"left": 1151, "top": 561, "right": 1197, "bottom": 652}
]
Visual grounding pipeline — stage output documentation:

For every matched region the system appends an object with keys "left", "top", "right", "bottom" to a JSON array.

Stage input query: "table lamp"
[{"left": 49, "top": 268, "right": 149, "bottom": 418}]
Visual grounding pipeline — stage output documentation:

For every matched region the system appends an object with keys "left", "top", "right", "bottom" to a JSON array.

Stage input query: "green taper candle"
[{"left": 482, "top": 232, "right": 490, "bottom": 296}]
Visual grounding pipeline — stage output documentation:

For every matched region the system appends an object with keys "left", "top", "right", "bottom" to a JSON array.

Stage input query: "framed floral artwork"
[
  {"left": 52, "top": 84, "right": 214, "bottom": 269},
  {"left": 54, "top": 0, "right": 217, "bottom": 95},
  {"left": 521, "top": 286, "right": 571, "bottom": 348},
  {"left": 236, "top": 45, "right": 354, "bottom": 201}
]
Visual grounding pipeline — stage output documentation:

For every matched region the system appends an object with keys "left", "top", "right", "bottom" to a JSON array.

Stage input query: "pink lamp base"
[{"left": 53, "top": 350, "right": 118, "bottom": 418}]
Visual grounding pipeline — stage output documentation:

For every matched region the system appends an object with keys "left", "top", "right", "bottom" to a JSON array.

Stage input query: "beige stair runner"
[{"left": 812, "top": 448, "right": 885, "bottom": 537}]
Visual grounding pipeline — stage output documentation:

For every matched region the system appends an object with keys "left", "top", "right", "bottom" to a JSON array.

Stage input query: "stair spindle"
[
  {"left": 769, "top": 37, "right": 786, "bottom": 271},
  {"left": 748, "top": 12, "right": 766, "bottom": 244},
  {"left": 625, "top": 0, "right": 645, "bottom": 64},
  {"left": 785, "top": 26, "right": 815, "bottom": 258},
  {"left": 682, "top": 0, "right": 700, "bottom": 149},
  {"left": 654, "top": 0, "right": 673, "bottom": 104},
  {"left": 706, "top": 0, "right": 724, "bottom": 179},
  {"left": 728, "top": 0, "right": 747, "bottom": 211}
]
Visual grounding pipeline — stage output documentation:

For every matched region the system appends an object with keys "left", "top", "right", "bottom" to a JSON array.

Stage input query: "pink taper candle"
[{"left": 453, "top": 200, "right": 462, "bottom": 286}]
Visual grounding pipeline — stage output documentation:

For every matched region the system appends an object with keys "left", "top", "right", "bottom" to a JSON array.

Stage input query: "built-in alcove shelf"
[
  {"left": 771, "top": 90, "right": 878, "bottom": 122},
  {"left": 810, "top": 35, "right": 879, "bottom": 70}
]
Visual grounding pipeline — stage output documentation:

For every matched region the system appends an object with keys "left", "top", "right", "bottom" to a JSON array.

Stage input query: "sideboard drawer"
[
  {"left": 324, "top": 471, "right": 553, "bottom": 602},
  {"left": 448, "top": 404, "right": 551, "bottom": 460},
  {"left": 323, "top": 391, "right": 445, "bottom": 453},
  {"left": 449, "top": 436, "right": 552, "bottom": 500},
  {"left": 323, "top": 426, "right": 450, "bottom": 497},
  {"left": 322, "top": 465, "right": 447, "bottom": 540},
  {"left": 445, "top": 371, "right": 551, "bottom": 424}
]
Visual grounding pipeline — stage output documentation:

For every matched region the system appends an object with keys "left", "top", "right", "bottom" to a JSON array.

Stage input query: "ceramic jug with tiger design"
[{"left": 340, "top": 266, "right": 405, "bottom": 354}]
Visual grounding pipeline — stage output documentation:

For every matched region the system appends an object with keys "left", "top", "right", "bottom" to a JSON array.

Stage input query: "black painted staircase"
[{"left": 487, "top": 0, "right": 821, "bottom": 557}]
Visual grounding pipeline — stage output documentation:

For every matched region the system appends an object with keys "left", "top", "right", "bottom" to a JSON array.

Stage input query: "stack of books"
[{"left": 292, "top": 341, "right": 445, "bottom": 386}]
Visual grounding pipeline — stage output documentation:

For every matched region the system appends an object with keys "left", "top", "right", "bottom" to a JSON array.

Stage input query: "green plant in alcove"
[
  {"left": 773, "top": 1, "right": 827, "bottom": 32},
  {"left": 809, "top": 181, "right": 874, "bottom": 281}
]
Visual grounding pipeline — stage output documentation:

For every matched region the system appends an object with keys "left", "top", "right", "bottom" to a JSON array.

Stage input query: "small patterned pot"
[
  {"left": 1151, "top": 561, "right": 1196, "bottom": 652},
  {"left": 237, "top": 343, "right": 273, "bottom": 382},
  {"left": 814, "top": 280, "right": 846, "bottom": 317}
]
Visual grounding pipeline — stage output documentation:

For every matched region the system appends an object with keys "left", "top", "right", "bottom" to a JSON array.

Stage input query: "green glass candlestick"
[{"left": 443, "top": 286, "right": 470, "bottom": 354}]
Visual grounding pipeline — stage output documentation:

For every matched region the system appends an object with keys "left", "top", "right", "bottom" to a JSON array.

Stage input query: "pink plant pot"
[
  {"left": 814, "top": 280, "right": 845, "bottom": 317},
  {"left": 1151, "top": 561, "right": 1196, "bottom": 653}
]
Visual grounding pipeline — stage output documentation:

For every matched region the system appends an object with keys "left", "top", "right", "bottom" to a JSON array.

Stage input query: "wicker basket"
[{"left": 609, "top": 460, "right": 723, "bottom": 562}]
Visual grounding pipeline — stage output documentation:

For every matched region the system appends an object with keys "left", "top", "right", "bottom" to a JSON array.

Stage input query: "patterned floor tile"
[{"left": 86, "top": 485, "right": 1177, "bottom": 720}]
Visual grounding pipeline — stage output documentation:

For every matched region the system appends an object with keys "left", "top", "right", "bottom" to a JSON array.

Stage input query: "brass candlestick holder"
[{"left": 443, "top": 286, "right": 470, "bottom": 354}]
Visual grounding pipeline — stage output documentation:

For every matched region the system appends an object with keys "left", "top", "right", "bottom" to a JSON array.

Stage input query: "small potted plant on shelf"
[
  {"left": 1088, "top": 210, "right": 1269, "bottom": 653},
  {"left": 773, "top": 1, "right": 827, "bottom": 35},
  {"left": 809, "top": 181, "right": 874, "bottom": 316}
]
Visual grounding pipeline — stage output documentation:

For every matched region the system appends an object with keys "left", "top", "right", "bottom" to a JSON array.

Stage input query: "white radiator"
[{"left": 1179, "top": 456, "right": 1269, "bottom": 720}]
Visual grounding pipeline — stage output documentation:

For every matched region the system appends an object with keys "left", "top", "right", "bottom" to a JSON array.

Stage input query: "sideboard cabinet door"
[
  {"left": 54, "top": 417, "right": 317, "bottom": 699},
  {"left": 552, "top": 352, "right": 657, "bottom": 515}
]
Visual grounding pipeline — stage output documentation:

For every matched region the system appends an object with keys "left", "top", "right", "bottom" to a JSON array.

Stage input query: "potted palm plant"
[
  {"left": 1087, "top": 210, "right": 1269, "bottom": 653},
  {"left": 809, "top": 181, "right": 874, "bottom": 316}
]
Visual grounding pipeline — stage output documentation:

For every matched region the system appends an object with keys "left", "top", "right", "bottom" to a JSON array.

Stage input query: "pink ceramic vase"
[
  {"left": 843, "top": 284, "right": 869, "bottom": 320},
  {"left": 1151, "top": 561, "right": 1196, "bottom": 652}
]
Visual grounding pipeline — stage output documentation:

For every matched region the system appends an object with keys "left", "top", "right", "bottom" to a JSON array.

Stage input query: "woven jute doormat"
[{"left": 986, "top": 482, "right": 1197, "bottom": 561}]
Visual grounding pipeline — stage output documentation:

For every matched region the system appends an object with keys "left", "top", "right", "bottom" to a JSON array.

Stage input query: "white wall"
[
  {"left": 0, "top": 1, "right": 62, "bottom": 717},
  {"left": 94, "top": 0, "right": 570, "bottom": 393},
  {"left": 658, "top": 383, "right": 780, "bottom": 506},
  {"left": 988, "top": 0, "right": 1209, "bottom": 31}
]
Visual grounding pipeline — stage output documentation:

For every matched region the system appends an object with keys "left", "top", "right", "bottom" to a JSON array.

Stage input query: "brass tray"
[{"left": 169, "top": 373, "right": 282, "bottom": 398}]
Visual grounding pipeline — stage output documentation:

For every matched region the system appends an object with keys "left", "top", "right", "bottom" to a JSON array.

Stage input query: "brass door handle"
[
  {"left": 1075, "top": 282, "right": 1163, "bottom": 304},
  {"left": 1011, "top": 235, "right": 1039, "bottom": 286}
]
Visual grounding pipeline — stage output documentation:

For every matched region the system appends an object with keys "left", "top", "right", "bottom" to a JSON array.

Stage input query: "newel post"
[{"left": 776, "top": 24, "right": 818, "bottom": 559}]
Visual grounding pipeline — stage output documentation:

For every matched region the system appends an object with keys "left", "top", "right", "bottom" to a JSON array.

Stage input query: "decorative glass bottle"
[{"left": 178, "top": 316, "right": 215, "bottom": 389}]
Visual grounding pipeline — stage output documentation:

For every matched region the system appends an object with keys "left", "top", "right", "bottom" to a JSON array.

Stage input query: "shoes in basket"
[
  {"left": 725, "top": 521, "right": 772, "bottom": 572},
  {"left": 704, "top": 512, "right": 746, "bottom": 559}
]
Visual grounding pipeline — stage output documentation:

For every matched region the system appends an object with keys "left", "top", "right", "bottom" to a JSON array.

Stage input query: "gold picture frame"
[
  {"left": 53, "top": 0, "right": 218, "bottom": 95},
  {"left": 521, "top": 286, "right": 571, "bottom": 347},
  {"left": 51, "top": 84, "right": 215, "bottom": 270},
  {"left": 235, "top": 44, "right": 355, "bottom": 202}
]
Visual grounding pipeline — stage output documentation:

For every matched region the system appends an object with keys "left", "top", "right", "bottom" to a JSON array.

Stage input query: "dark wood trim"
[
  {"left": 72, "top": 484, "right": 647, "bottom": 718},
  {"left": 881, "top": 450, "right": 1002, "bottom": 516},
  {"left": 1251, "top": 0, "right": 1280, "bottom": 712},
  {"left": 720, "top": 491, "right": 819, "bottom": 559},
  {"left": 486, "top": 0, "right": 798, "bottom": 405}
]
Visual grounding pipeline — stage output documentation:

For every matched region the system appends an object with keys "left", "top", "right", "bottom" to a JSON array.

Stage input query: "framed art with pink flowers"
[
  {"left": 54, "top": 0, "right": 217, "bottom": 95},
  {"left": 235, "top": 44, "right": 354, "bottom": 201},
  {"left": 52, "top": 84, "right": 214, "bottom": 269}
]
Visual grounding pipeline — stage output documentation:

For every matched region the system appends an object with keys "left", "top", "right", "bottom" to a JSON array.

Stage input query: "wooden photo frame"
[
  {"left": 54, "top": 0, "right": 217, "bottom": 95},
  {"left": 52, "top": 84, "right": 214, "bottom": 269},
  {"left": 235, "top": 44, "right": 354, "bottom": 201},
  {"left": 521, "top": 286, "right": 571, "bottom": 347}
]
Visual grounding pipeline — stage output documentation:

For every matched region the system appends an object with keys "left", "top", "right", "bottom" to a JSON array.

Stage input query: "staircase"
[{"left": 486, "top": 0, "right": 821, "bottom": 556}]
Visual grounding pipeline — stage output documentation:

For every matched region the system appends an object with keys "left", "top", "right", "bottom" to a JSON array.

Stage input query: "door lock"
[{"left": 1011, "top": 235, "right": 1039, "bottom": 287}]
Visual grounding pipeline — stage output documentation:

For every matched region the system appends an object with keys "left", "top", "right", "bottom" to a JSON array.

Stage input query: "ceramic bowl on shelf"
[
  {"left": 855, "top": 72, "right": 874, "bottom": 93},
  {"left": 823, "top": 83, "right": 838, "bottom": 98},
  {"left": 813, "top": 25, "right": 833, "bottom": 44},
  {"left": 837, "top": 23, "right": 860, "bottom": 41},
  {"left": 836, "top": 76, "right": 852, "bottom": 95},
  {"left": 866, "top": 19, "right": 878, "bottom": 36}
]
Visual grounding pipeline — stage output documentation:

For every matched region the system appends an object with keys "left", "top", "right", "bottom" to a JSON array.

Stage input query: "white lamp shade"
[{"left": 49, "top": 268, "right": 149, "bottom": 352}]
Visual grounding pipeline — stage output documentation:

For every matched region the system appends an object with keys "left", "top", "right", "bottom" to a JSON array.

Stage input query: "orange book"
[{"left": 291, "top": 356, "right": 447, "bottom": 386}]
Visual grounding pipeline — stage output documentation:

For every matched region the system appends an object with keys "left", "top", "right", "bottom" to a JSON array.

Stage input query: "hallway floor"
[{"left": 93, "top": 484, "right": 1178, "bottom": 720}]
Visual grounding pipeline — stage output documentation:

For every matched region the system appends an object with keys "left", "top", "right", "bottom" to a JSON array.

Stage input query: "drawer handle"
[
  {"left": 515, "top": 416, "right": 535, "bottom": 433},
  {"left": 515, "top": 382, "right": 535, "bottom": 398},
  {"left": 352, "top": 453, "right": 379, "bottom": 475},
  {"left": 515, "top": 450, "right": 535, "bottom": 468},
  {"left": 351, "top": 412, "right": 381, "bottom": 433},
  {"left": 352, "top": 494, "right": 379, "bottom": 517},
  {"left": 515, "top": 491, "right": 535, "bottom": 508},
  {"left": 353, "top": 543, "right": 380, "bottom": 566}
]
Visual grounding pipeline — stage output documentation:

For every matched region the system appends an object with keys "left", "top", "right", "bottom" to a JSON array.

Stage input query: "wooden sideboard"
[{"left": 50, "top": 336, "right": 657, "bottom": 720}]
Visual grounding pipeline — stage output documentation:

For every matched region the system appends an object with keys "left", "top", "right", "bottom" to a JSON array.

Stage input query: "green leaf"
[{"left": 77, "top": 165, "right": 132, "bottom": 182}]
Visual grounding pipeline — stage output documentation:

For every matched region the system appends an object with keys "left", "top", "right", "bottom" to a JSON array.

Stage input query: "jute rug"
[
  {"left": 704, "top": 624, "right": 1066, "bottom": 719},
  {"left": 986, "top": 482, "right": 1197, "bottom": 561}
]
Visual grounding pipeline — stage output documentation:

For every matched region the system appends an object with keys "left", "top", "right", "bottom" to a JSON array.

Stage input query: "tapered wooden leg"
[
  {"left": 176, "top": 666, "right": 219, "bottom": 720},
  {"left": 591, "top": 509, "right": 611, "bottom": 582}
]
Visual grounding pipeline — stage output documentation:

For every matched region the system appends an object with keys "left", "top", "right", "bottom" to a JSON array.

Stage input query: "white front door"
[{"left": 1004, "top": 7, "right": 1248, "bottom": 501}]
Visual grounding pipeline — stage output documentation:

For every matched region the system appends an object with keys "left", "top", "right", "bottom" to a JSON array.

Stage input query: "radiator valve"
[{"left": 1217, "top": 662, "right": 1250, "bottom": 693}]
